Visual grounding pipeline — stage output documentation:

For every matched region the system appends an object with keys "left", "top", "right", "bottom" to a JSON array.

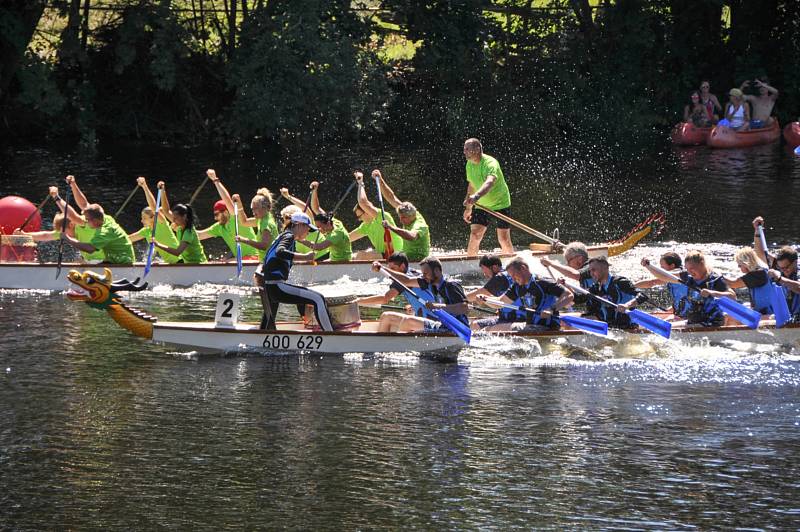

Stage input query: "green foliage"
[{"left": 15, "top": 52, "right": 67, "bottom": 117}]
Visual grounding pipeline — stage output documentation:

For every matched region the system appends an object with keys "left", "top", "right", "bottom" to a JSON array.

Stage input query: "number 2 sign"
[{"left": 214, "top": 292, "right": 240, "bottom": 327}]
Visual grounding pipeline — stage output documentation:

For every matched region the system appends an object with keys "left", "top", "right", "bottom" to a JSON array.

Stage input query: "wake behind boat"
[{"left": 66, "top": 268, "right": 800, "bottom": 356}]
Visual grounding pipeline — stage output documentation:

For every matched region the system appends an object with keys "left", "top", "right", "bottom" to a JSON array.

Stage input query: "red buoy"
[{"left": 0, "top": 195, "right": 42, "bottom": 235}]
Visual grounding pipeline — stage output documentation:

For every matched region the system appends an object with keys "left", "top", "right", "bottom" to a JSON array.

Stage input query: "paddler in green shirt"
[
  {"left": 230, "top": 188, "right": 278, "bottom": 261},
  {"left": 349, "top": 171, "right": 404, "bottom": 260},
  {"left": 153, "top": 201, "right": 207, "bottom": 263},
  {"left": 278, "top": 182, "right": 336, "bottom": 261},
  {"left": 199, "top": 169, "right": 259, "bottom": 259},
  {"left": 14, "top": 210, "right": 102, "bottom": 263},
  {"left": 62, "top": 204, "right": 135, "bottom": 264},
  {"left": 462, "top": 138, "right": 514, "bottom": 256},
  {"left": 55, "top": 178, "right": 106, "bottom": 262},
  {"left": 372, "top": 169, "right": 430, "bottom": 262},
  {"left": 127, "top": 177, "right": 180, "bottom": 263}
]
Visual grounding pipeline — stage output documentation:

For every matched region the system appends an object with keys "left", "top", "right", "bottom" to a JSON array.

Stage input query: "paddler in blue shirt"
[
  {"left": 371, "top": 256, "right": 468, "bottom": 333},
  {"left": 466, "top": 254, "right": 526, "bottom": 331},
  {"left": 636, "top": 252, "right": 689, "bottom": 318},
  {"left": 356, "top": 252, "right": 432, "bottom": 316},
  {"left": 584, "top": 256, "right": 647, "bottom": 329}
]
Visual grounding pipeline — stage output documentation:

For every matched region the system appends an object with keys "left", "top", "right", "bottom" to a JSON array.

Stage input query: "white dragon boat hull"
[{"left": 0, "top": 246, "right": 607, "bottom": 291}]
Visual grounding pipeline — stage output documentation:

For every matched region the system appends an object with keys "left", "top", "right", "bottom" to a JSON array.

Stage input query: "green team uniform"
[
  {"left": 355, "top": 212, "right": 404, "bottom": 255},
  {"left": 136, "top": 222, "right": 180, "bottom": 264},
  {"left": 323, "top": 218, "right": 352, "bottom": 262},
  {"left": 465, "top": 153, "right": 511, "bottom": 211},
  {"left": 206, "top": 218, "right": 258, "bottom": 258},
  {"left": 296, "top": 237, "right": 330, "bottom": 260},
  {"left": 89, "top": 215, "right": 135, "bottom": 264},
  {"left": 74, "top": 223, "right": 105, "bottom": 261},
  {"left": 176, "top": 226, "right": 207, "bottom": 264},
  {"left": 400, "top": 213, "right": 430, "bottom": 262},
  {"left": 255, "top": 213, "right": 279, "bottom": 261}
]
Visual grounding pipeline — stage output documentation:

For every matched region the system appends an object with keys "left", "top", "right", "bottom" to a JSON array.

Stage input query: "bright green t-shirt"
[
  {"left": 136, "top": 222, "right": 180, "bottom": 264},
  {"left": 296, "top": 236, "right": 330, "bottom": 260},
  {"left": 324, "top": 218, "right": 352, "bottom": 262},
  {"left": 74, "top": 223, "right": 105, "bottom": 261},
  {"left": 256, "top": 212, "right": 278, "bottom": 261},
  {"left": 466, "top": 153, "right": 511, "bottom": 211},
  {"left": 355, "top": 212, "right": 404, "bottom": 255},
  {"left": 401, "top": 213, "right": 430, "bottom": 262},
  {"left": 177, "top": 226, "right": 207, "bottom": 264},
  {"left": 89, "top": 215, "right": 135, "bottom": 265},
  {"left": 206, "top": 218, "right": 258, "bottom": 258}
]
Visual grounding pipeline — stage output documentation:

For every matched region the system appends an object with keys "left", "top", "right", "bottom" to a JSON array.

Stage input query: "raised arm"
[
  {"left": 156, "top": 181, "right": 175, "bottom": 223},
  {"left": 539, "top": 256, "right": 581, "bottom": 282},
  {"left": 280, "top": 187, "right": 309, "bottom": 212},
  {"left": 208, "top": 169, "right": 236, "bottom": 214},
  {"left": 639, "top": 258, "right": 682, "bottom": 285},
  {"left": 65, "top": 175, "right": 89, "bottom": 210},
  {"left": 373, "top": 169, "right": 401, "bottom": 209},
  {"left": 355, "top": 172, "right": 378, "bottom": 217},
  {"left": 310, "top": 181, "right": 325, "bottom": 214},
  {"left": 137, "top": 177, "right": 170, "bottom": 224},
  {"left": 231, "top": 194, "right": 256, "bottom": 227},
  {"left": 50, "top": 186, "right": 85, "bottom": 226},
  {"left": 751, "top": 216, "right": 774, "bottom": 265},
  {"left": 756, "top": 79, "right": 779, "bottom": 99}
]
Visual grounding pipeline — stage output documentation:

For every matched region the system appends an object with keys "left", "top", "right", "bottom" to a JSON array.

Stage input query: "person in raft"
[
  {"left": 699, "top": 80, "right": 722, "bottom": 123},
  {"left": 372, "top": 168, "right": 431, "bottom": 262},
  {"left": 720, "top": 247, "right": 774, "bottom": 316},
  {"left": 720, "top": 88, "right": 750, "bottom": 131},
  {"left": 462, "top": 138, "right": 513, "bottom": 256},
  {"left": 152, "top": 182, "right": 208, "bottom": 264},
  {"left": 203, "top": 169, "right": 259, "bottom": 259},
  {"left": 739, "top": 77, "right": 779, "bottom": 128},
  {"left": 256, "top": 212, "right": 333, "bottom": 331},
  {"left": 349, "top": 171, "right": 404, "bottom": 260},
  {"left": 753, "top": 216, "right": 800, "bottom": 319},
  {"left": 684, "top": 90, "right": 712, "bottom": 127},
  {"left": 479, "top": 257, "right": 573, "bottom": 332},
  {"left": 126, "top": 177, "right": 180, "bottom": 263},
  {"left": 370, "top": 256, "right": 468, "bottom": 333}
]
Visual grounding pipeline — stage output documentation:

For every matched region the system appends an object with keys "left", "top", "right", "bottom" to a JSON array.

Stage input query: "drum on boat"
[
  {"left": 304, "top": 293, "right": 361, "bottom": 331},
  {"left": 0, "top": 234, "right": 36, "bottom": 262}
]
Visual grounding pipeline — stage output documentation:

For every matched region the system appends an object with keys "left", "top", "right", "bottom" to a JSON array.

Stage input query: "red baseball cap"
[{"left": 213, "top": 200, "right": 227, "bottom": 213}]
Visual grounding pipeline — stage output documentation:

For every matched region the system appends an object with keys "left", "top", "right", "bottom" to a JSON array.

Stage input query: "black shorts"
[{"left": 470, "top": 206, "right": 512, "bottom": 229}]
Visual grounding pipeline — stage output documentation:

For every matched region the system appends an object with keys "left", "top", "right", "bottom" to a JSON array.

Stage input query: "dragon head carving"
[{"left": 67, "top": 268, "right": 148, "bottom": 310}]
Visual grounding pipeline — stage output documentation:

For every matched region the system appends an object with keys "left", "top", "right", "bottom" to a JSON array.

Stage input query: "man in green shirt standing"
[
  {"left": 462, "top": 138, "right": 514, "bottom": 256},
  {"left": 373, "top": 169, "right": 431, "bottom": 262}
]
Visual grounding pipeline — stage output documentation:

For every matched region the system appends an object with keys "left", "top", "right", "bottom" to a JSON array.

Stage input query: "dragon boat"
[
  {"left": 1, "top": 213, "right": 665, "bottom": 291},
  {"left": 66, "top": 267, "right": 800, "bottom": 357}
]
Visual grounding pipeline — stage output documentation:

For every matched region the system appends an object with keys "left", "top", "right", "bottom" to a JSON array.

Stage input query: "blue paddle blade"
[
  {"left": 769, "top": 282, "right": 790, "bottom": 327},
  {"left": 628, "top": 309, "right": 671, "bottom": 338},
  {"left": 561, "top": 315, "right": 609, "bottom": 336},
  {"left": 236, "top": 244, "right": 243, "bottom": 278},
  {"left": 144, "top": 242, "right": 155, "bottom": 277},
  {"left": 433, "top": 309, "right": 471, "bottom": 344},
  {"left": 715, "top": 296, "right": 760, "bottom": 329}
]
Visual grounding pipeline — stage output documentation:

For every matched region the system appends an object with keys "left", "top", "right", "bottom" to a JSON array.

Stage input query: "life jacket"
[
  {"left": 781, "top": 272, "right": 800, "bottom": 318},
  {"left": 592, "top": 275, "right": 635, "bottom": 325},
  {"left": 668, "top": 283, "right": 690, "bottom": 316},
  {"left": 678, "top": 272, "right": 726, "bottom": 326},
  {"left": 496, "top": 271, "right": 525, "bottom": 322},
  {"left": 403, "top": 287, "right": 434, "bottom": 317},
  {"left": 748, "top": 279, "right": 774, "bottom": 315},
  {"left": 426, "top": 276, "right": 470, "bottom": 326},
  {"left": 262, "top": 231, "right": 294, "bottom": 280},
  {"left": 516, "top": 277, "right": 559, "bottom": 328}
]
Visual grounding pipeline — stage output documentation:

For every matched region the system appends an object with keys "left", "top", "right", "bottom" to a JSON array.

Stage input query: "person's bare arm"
[
  {"left": 208, "top": 169, "right": 235, "bottom": 213},
  {"left": 634, "top": 277, "right": 664, "bottom": 289},
  {"left": 357, "top": 288, "right": 400, "bottom": 307},
  {"left": 154, "top": 239, "right": 188, "bottom": 257},
  {"left": 370, "top": 261, "right": 420, "bottom": 287},
  {"left": 355, "top": 172, "right": 378, "bottom": 217},
  {"left": 65, "top": 175, "right": 89, "bottom": 210},
  {"left": 128, "top": 231, "right": 144, "bottom": 243},
  {"left": 756, "top": 79, "right": 779, "bottom": 98},
  {"left": 13, "top": 229, "right": 58, "bottom": 242},
  {"left": 373, "top": 169, "right": 401, "bottom": 209},
  {"left": 770, "top": 270, "right": 800, "bottom": 295},
  {"left": 540, "top": 256, "right": 581, "bottom": 281},
  {"left": 280, "top": 188, "right": 309, "bottom": 212},
  {"left": 157, "top": 181, "right": 174, "bottom": 223},
  {"left": 466, "top": 286, "right": 493, "bottom": 302},
  {"left": 723, "top": 277, "right": 746, "bottom": 289},
  {"left": 138, "top": 177, "right": 169, "bottom": 224},
  {"left": 50, "top": 186, "right": 85, "bottom": 226},
  {"left": 309, "top": 181, "right": 325, "bottom": 215},
  {"left": 464, "top": 174, "right": 497, "bottom": 206},
  {"left": 462, "top": 183, "right": 475, "bottom": 224}
]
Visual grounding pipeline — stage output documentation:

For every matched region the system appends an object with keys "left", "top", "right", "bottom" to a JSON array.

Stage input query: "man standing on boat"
[
  {"left": 372, "top": 169, "right": 431, "bottom": 262},
  {"left": 462, "top": 138, "right": 513, "bottom": 256},
  {"left": 371, "top": 256, "right": 468, "bottom": 333},
  {"left": 252, "top": 212, "right": 334, "bottom": 331}
]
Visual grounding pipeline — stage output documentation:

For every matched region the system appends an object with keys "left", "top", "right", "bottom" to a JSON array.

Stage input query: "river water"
[{"left": 2, "top": 140, "right": 800, "bottom": 529}]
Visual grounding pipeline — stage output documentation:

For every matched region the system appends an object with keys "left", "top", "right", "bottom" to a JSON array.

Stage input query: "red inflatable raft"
[
  {"left": 708, "top": 119, "right": 781, "bottom": 149},
  {"left": 783, "top": 122, "right": 800, "bottom": 149},
  {"left": 670, "top": 122, "right": 711, "bottom": 146}
]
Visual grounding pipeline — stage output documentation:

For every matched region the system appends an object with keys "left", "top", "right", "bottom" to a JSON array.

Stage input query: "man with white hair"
[{"left": 373, "top": 168, "right": 430, "bottom": 261}]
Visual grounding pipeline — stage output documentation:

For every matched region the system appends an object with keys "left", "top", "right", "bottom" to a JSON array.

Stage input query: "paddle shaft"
[
  {"left": 55, "top": 188, "right": 72, "bottom": 279},
  {"left": 373, "top": 174, "right": 393, "bottom": 258},
  {"left": 114, "top": 184, "right": 140, "bottom": 218},
  {"left": 329, "top": 181, "right": 357, "bottom": 216},
  {"left": 143, "top": 188, "right": 162, "bottom": 277},
  {"left": 18, "top": 194, "right": 51, "bottom": 232},
  {"left": 234, "top": 202, "right": 242, "bottom": 277},
  {"left": 474, "top": 204, "right": 555, "bottom": 244},
  {"left": 188, "top": 175, "right": 209, "bottom": 205}
]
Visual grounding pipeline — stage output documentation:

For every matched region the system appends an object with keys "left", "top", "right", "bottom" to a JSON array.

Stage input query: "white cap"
[{"left": 290, "top": 212, "right": 318, "bottom": 231}]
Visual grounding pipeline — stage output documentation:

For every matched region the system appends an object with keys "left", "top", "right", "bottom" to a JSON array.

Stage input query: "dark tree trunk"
[
  {"left": 81, "top": 0, "right": 91, "bottom": 50},
  {"left": 569, "top": 0, "right": 595, "bottom": 38},
  {"left": 0, "top": 0, "right": 47, "bottom": 103}
]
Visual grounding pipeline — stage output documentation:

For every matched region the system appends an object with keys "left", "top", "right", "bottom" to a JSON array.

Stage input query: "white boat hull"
[
  {"left": 147, "top": 318, "right": 800, "bottom": 355},
  {"left": 0, "top": 247, "right": 609, "bottom": 291}
]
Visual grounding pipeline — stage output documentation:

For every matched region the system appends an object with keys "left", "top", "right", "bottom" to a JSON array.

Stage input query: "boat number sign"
[
  {"left": 215, "top": 292, "right": 240, "bottom": 327},
  {"left": 262, "top": 334, "right": 324, "bottom": 350}
]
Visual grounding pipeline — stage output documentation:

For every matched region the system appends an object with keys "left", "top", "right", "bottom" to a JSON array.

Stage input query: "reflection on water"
[{"left": 2, "top": 142, "right": 800, "bottom": 528}]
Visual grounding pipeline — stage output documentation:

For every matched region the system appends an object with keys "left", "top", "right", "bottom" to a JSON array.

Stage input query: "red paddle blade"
[{"left": 383, "top": 229, "right": 394, "bottom": 259}]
